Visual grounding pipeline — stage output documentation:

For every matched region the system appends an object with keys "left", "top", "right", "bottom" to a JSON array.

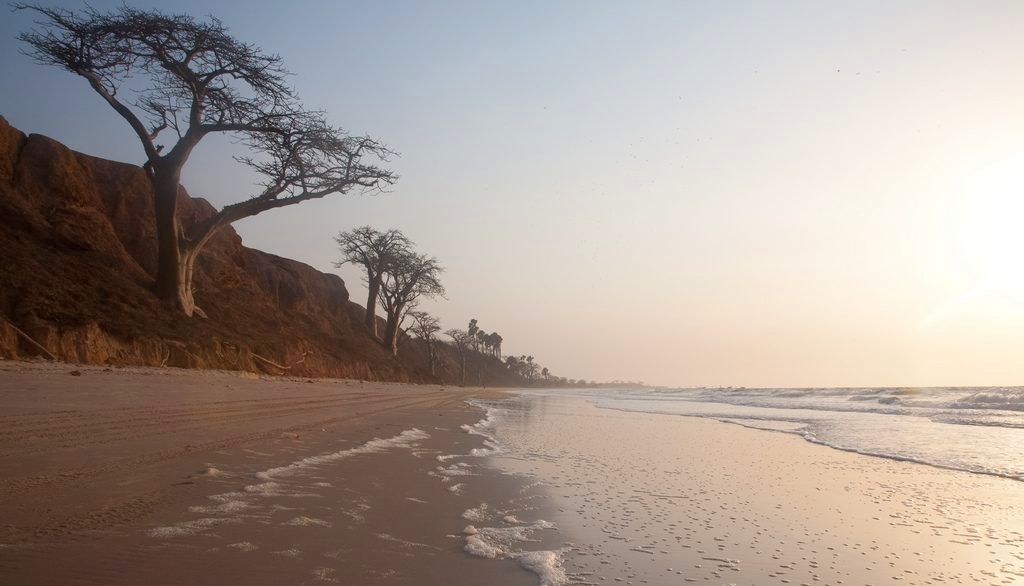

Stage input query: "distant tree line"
[
  {"left": 443, "top": 318, "right": 568, "bottom": 387},
  {"left": 334, "top": 228, "right": 584, "bottom": 386}
]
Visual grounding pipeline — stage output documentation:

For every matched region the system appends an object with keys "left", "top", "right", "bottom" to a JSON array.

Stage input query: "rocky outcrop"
[{"left": 0, "top": 116, "right": 427, "bottom": 380}]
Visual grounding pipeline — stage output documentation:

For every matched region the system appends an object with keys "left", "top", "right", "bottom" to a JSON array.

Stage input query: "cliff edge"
[{"left": 0, "top": 116, "right": 518, "bottom": 384}]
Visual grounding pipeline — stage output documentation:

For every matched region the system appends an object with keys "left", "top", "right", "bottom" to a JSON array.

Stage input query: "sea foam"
[
  {"left": 514, "top": 550, "right": 569, "bottom": 586},
  {"left": 147, "top": 428, "right": 430, "bottom": 539},
  {"left": 462, "top": 521, "right": 566, "bottom": 586},
  {"left": 255, "top": 428, "right": 430, "bottom": 481}
]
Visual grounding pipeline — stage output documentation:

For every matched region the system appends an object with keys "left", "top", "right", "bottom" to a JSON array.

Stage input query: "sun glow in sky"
[
  {"left": 948, "top": 151, "right": 1024, "bottom": 293},
  {"left": 3, "top": 1, "right": 1024, "bottom": 387},
  {"left": 922, "top": 150, "right": 1024, "bottom": 328}
]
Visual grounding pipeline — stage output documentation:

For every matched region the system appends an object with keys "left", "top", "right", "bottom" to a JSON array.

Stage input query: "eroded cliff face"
[{"left": 0, "top": 115, "right": 411, "bottom": 380}]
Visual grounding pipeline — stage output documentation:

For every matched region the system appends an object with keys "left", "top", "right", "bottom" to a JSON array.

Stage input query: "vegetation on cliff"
[
  {"left": 0, "top": 115, "right": 578, "bottom": 386},
  {"left": 0, "top": 5, "right": 590, "bottom": 386}
]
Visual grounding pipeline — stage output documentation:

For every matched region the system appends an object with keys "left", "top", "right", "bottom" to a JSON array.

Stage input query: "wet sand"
[
  {"left": 484, "top": 393, "right": 1024, "bottom": 585},
  {"left": 0, "top": 361, "right": 551, "bottom": 585}
]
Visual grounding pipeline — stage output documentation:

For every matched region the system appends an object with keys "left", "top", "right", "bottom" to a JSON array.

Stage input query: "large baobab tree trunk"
[
  {"left": 176, "top": 245, "right": 207, "bottom": 318},
  {"left": 383, "top": 307, "right": 402, "bottom": 356},
  {"left": 426, "top": 341, "right": 435, "bottom": 376},
  {"left": 150, "top": 152, "right": 212, "bottom": 318},
  {"left": 151, "top": 167, "right": 201, "bottom": 317},
  {"left": 365, "top": 276, "right": 381, "bottom": 338}
]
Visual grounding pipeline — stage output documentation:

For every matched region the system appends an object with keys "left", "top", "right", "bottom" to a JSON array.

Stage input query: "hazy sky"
[{"left": 3, "top": 1, "right": 1024, "bottom": 387}]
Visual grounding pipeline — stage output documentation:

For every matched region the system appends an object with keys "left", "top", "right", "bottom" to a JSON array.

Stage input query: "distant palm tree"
[
  {"left": 484, "top": 332, "right": 500, "bottom": 357},
  {"left": 491, "top": 333, "right": 503, "bottom": 359}
]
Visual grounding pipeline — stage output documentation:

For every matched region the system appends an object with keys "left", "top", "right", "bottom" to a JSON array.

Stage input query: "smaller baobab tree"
[
  {"left": 445, "top": 328, "right": 471, "bottom": 385},
  {"left": 335, "top": 227, "right": 411, "bottom": 339},
  {"left": 378, "top": 251, "right": 444, "bottom": 356},
  {"left": 407, "top": 310, "right": 441, "bottom": 376}
]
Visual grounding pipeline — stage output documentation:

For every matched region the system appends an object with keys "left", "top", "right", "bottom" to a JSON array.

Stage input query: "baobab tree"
[
  {"left": 16, "top": 5, "right": 395, "bottom": 316},
  {"left": 378, "top": 251, "right": 444, "bottom": 356},
  {"left": 445, "top": 328, "right": 471, "bottom": 385},
  {"left": 407, "top": 310, "right": 440, "bottom": 376},
  {"left": 182, "top": 118, "right": 393, "bottom": 316},
  {"left": 335, "top": 227, "right": 411, "bottom": 338}
]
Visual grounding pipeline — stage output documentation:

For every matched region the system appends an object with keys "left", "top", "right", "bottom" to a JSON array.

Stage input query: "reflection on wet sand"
[{"left": 483, "top": 394, "right": 1024, "bottom": 585}]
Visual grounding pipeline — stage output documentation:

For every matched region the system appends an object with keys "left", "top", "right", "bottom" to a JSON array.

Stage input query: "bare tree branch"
[
  {"left": 14, "top": 4, "right": 396, "bottom": 318},
  {"left": 378, "top": 250, "right": 445, "bottom": 356},
  {"left": 14, "top": 3, "right": 302, "bottom": 166}
]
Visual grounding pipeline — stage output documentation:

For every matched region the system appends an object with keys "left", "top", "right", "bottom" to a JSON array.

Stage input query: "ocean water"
[
  {"left": 469, "top": 389, "right": 1024, "bottom": 585},
  {"left": 585, "top": 386, "right": 1024, "bottom": 480}
]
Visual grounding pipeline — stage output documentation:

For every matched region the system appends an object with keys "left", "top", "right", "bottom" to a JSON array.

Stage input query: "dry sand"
[{"left": 0, "top": 361, "right": 543, "bottom": 585}]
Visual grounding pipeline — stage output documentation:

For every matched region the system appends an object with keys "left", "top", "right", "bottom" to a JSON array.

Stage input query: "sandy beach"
[
  {"left": 0, "top": 361, "right": 548, "bottom": 585},
  {"left": 3, "top": 364, "right": 1023, "bottom": 585},
  {"left": 6, "top": 3, "right": 1024, "bottom": 585}
]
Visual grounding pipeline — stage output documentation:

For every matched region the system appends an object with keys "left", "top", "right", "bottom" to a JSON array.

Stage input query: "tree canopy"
[
  {"left": 16, "top": 4, "right": 395, "bottom": 316},
  {"left": 378, "top": 252, "right": 445, "bottom": 356},
  {"left": 335, "top": 227, "right": 412, "bottom": 338}
]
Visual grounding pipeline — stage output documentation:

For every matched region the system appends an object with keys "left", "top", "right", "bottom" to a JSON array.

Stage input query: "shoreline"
[
  {"left": 625, "top": 406, "right": 1024, "bottom": 483},
  {"left": 0, "top": 360, "right": 551, "bottom": 585},
  {"left": 6, "top": 361, "right": 1022, "bottom": 585},
  {"left": 486, "top": 393, "right": 1024, "bottom": 585},
  {"left": 593, "top": 391, "right": 1024, "bottom": 483}
]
